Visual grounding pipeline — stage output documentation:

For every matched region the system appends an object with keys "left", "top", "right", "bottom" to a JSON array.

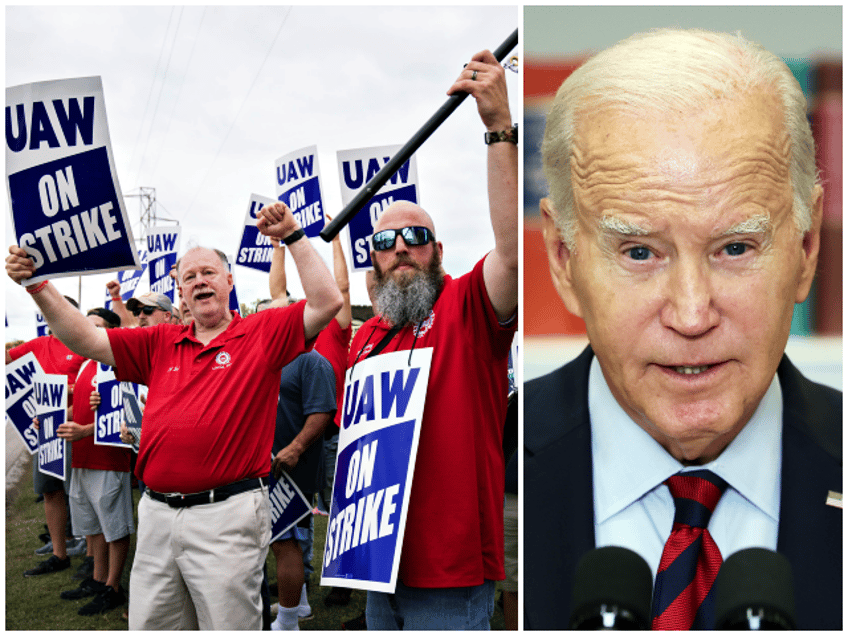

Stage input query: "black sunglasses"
[
  {"left": 132, "top": 306, "right": 160, "bottom": 317},
  {"left": 371, "top": 226, "right": 435, "bottom": 251}
]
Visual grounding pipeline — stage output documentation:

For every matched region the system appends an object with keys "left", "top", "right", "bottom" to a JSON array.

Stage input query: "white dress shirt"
[{"left": 590, "top": 356, "right": 782, "bottom": 580}]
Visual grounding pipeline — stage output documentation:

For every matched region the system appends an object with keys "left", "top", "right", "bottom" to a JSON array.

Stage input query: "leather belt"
[{"left": 147, "top": 477, "right": 266, "bottom": 508}]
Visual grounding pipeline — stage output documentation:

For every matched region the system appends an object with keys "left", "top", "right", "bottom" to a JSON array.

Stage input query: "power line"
[{"left": 178, "top": 6, "right": 293, "bottom": 221}]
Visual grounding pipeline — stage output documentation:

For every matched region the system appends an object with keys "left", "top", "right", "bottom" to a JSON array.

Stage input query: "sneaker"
[
  {"left": 73, "top": 555, "right": 95, "bottom": 580},
  {"left": 78, "top": 585, "right": 126, "bottom": 616},
  {"left": 60, "top": 577, "right": 107, "bottom": 600},
  {"left": 24, "top": 555, "right": 70, "bottom": 577},
  {"left": 34, "top": 540, "right": 54, "bottom": 556},
  {"left": 298, "top": 609, "right": 314, "bottom": 621},
  {"left": 66, "top": 537, "right": 87, "bottom": 557}
]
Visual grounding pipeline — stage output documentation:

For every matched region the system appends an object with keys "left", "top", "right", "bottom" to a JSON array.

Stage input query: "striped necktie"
[{"left": 651, "top": 470, "right": 728, "bottom": 630}]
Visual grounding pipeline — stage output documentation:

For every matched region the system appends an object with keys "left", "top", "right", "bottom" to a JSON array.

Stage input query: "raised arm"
[
  {"left": 256, "top": 203, "right": 343, "bottom": 341},
  {"left": 106, "top": 279, "right": 138, "bottom": 328},
  {"left": 448, "top": 49, "right": 518, "bottom": 321},
  {"left": 266, "top": 237, "right": 288, "bottom": 307},
  {"left": 326, "top": 214, "right": 352, "bottom": 329},
  {"left": 6, "top": 246, "right": 116, "bottom": 366}
]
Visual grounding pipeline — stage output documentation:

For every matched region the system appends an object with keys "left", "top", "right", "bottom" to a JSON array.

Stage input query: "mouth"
[
  {"left": 673, "top": 365, "right": 713, "bottom": 375},
  {"left": 655, "top": 360, "right": 729, "bottom": 380},
  {"left": 194, "top": 291, "right": 215, "bottom": 302}
]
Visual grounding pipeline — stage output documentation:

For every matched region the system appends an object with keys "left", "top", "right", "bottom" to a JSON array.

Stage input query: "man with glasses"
[
  {"left": 125, "top": 292, "right": 174, "bottom": 327},
  {"left": 347, "top": 49, "right": 518, "bottom": 630}
]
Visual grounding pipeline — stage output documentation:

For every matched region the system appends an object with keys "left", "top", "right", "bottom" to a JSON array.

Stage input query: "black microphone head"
[
  {"left": 714, "top": 548, "right": 796, "bottom": 629},
  {"left": 570, "top": 546, "right": 653, "bottom": 629}
]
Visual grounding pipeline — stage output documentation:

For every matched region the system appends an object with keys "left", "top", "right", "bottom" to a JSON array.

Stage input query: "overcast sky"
[{"left": 5, "top": 5, "right": 519, "bottom": 341}]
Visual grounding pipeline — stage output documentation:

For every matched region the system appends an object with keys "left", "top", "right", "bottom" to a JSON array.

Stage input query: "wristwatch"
[{"left": 484, "top": 123, "right": 518, "bottom": 145}]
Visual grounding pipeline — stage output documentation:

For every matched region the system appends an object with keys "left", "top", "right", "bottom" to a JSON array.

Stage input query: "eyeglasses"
[
  {"left": 132, "top": 306, "right": 160, "bottom": 317},
  {"left": 371, "top": 226, "right": 435, "bottom": 251}
]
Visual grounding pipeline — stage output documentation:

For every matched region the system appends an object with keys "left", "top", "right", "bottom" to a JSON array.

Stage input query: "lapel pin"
[{"left": 825, "top": 491, "right": 842, "bottom": 509}]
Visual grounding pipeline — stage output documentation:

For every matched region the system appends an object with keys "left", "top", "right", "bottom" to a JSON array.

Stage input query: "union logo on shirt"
[
  {"left": 413, "top": 310, "right": 436, "bottom": 338},
  {"left": 212, "top": 350, "right": 232, "bottom": 370}
]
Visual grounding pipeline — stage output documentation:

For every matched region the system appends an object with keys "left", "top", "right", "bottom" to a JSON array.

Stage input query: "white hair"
[{"left": 542, "top": 28, "right": 818, "bottom": 249}]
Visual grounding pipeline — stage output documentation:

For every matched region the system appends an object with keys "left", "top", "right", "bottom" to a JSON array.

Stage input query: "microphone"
[
  {"left": 569, "top": 546, "right": 653, "bottom": 629},
  {"left": 714, "top": 548, "right": 796, "bottom": 629}
]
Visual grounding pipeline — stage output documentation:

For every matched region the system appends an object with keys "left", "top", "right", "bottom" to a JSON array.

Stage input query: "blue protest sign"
[
  {"left": 5, "top": 352, "right": 43, "bottom": 454},
  {"left": 321, "top": 348, "right": 432, "bottom": 593},
  {"left": 268, "top": 470, "right": 313, "bottom": 544},
  {"left": 106, "top": 249, "right": 147, "bottom": 310},
  {"left": 34, "top": 373, "right": 68, "bottom": 480},
  {"left": 94, "top": 362, "right": 129, "bottom": 448},
  {"left": 236, "top": 194, "right": 277, "bottom": 273},
  {"left": 35, "top": 311, "right": 48, "bottom": 337},
  {"left": 121, "top": 384, "right": 143, "bottom": 453},
  {"left": 336, "top": 145, "right": 419, "bottom": 272},
  {"left": 146, "top": 227, "right": 180, "bottom": 303},
  {"left": 275, "top": 146, "right": 325, "bottom": 239},
  {"left": 227, "top": 256, "right": 240, "bottom": 313},
  {"left": 6, "top": 77, "right": 141, "bottom": 284}
]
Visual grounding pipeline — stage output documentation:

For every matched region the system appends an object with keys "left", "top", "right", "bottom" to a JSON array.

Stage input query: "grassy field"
[{"left": 6, "top": 459, "right": 506, "bottom": 630}]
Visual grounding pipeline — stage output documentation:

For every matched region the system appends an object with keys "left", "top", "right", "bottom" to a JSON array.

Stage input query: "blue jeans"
[{"left": 366, "top": 579, "right": 495, "bottom": 630}]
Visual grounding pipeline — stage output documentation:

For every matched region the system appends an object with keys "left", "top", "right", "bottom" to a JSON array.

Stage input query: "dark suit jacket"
[{"left": 524, "top": 346, "right": 842, "bottom": 630}]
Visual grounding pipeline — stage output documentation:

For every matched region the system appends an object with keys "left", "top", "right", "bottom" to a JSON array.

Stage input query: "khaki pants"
[{"left": 129, "top": 486, "right": 270, "bottom": 630}]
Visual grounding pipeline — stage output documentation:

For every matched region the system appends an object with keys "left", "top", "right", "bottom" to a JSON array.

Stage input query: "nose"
[
  {"left": 660, "top": 257, "right": 720, "bottom": 337},
  {"left": 393, "top": 234, "right": 410, "bottom": 254}
]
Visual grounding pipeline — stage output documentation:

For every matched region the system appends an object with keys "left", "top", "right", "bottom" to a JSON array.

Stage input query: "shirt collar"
[
  {"left": 590, "top": 356, "right": 782, "bottom": 525},
  {"left": 175, "top": 310, "right": 242, "bottom": 346}
]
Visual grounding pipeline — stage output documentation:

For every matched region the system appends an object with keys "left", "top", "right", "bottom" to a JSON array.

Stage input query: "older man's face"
[
  {"left": 178, "top": 248, "right": 233, "bottom": 327},
  {"left": 544, "top": 89, "right": 821, "bottom": 463}
]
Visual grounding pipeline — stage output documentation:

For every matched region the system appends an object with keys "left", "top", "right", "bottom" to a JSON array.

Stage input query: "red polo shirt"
[{"left": 107, "top": 304, "right": 309, "bottom": 493}]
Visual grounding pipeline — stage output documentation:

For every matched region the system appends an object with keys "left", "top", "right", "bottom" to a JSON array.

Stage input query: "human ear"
[
  {"left": 540, "top": 198, "right": 584, "bottom": 318},
  {"left": 796, "top": 185, "right": 823, "bottom": 304}
]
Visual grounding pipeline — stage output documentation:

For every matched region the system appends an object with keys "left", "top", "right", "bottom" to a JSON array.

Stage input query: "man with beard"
[{"left": 346, "top": 48, "right": 517, "bottom": 630}]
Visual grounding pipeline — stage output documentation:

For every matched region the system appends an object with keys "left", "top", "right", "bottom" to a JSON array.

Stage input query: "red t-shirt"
[
  {"left": 315, "top": 318, "right": 351, "bottom": 429},
  {"left": 9, "top": 335, "right": 85, "bottom": 404},
  {"left": 70, "top": 360, "right": 131, "bottom": 472},
  {"left": 347, "top": 257, "right": 516, "bottom": 588},
  {"left": 107, "top": 304, "right": 309, "bottom": 493}
]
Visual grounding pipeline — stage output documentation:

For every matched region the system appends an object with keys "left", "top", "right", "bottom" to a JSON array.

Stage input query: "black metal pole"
[{"left": 320, "top": 28, "right": 518, "bottom": 242}]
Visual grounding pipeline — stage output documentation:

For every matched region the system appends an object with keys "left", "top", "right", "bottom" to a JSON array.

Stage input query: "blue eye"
[
  {"left": 627, "top": 246, "right": 652, "bottom": 260},
  {"left": 724, "top": 242, "right": 748, "bottom": 256}
]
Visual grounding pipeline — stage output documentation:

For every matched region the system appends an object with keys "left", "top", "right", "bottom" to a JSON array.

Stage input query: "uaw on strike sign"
[
  {"left": 6, "top": 76, "right": 140, "bottom": 284},
  {"left": 321, "top": 348, "right": 432, "bottom": 593}
]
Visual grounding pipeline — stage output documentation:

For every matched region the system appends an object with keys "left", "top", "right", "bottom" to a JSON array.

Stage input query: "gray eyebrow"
[
  {"left": 721, "top": 214, "right": 772, "bottom": 236},
  {"left": 598, "top": 215, "right": 651, "bottom": 236}
]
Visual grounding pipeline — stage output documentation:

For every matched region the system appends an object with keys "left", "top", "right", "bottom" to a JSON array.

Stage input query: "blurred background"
[{"left": 523, "top": 6, "right": 842, "bottom": 390}]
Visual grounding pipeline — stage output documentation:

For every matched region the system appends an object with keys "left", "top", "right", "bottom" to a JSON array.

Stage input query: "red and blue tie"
[{"left": 651, "top": 470, "right": 728, "bottom": 630}]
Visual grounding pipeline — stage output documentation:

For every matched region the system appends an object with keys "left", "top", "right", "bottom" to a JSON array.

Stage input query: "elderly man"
[
  {"left": 524, "top": 29, "right": 841, "bottom": 630},
  {"left": 346, "top": 48, "right": 517, "bottom": 630},
  {"left": 6, "top": 202, "right": 342, "bottom": 630}
]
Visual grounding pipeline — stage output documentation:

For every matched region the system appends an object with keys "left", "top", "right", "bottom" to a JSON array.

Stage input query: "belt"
[{"left": 147, "top": 477, "right": 266, "bottom": 508}]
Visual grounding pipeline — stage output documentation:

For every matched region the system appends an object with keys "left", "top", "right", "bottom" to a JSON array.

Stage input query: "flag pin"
[{"left": 825, "top": 491, "right": 842, "bottom": 509}]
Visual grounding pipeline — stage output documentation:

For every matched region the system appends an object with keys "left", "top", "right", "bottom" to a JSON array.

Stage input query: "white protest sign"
[
  {"left": 321, "top": 348, "right": 432, "bottom": 593},
  {"left": 275, "top": 146, "right": 326, "bottom": 239},
  {"left": 336, "top": 145, "right": 420, "bottom": 273},
  {"left": 33, "top": 372, "right": 68, "bottom": 480},
  {"left": 235, "top": 194, "right": 277, "bottom": 273},
  {"left": 6, "top": 76, "right": 141, "bottom": 284},
  {"left": 146, "top": 226, "right": 180, "bottom": 303},
  {"left": 5, "top": 352, "right": 44, "bottom": 454}
]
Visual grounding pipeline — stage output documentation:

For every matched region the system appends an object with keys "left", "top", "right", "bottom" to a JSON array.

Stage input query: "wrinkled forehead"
[
  {"left": 373, "top": 202, "right": 435, "bottom": 233},
  {"left": 571, "top": 90, "right": 791, "bottom": 208},
  {"left": 179, "top": 247, "right": 226, "bottom": 276}
]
